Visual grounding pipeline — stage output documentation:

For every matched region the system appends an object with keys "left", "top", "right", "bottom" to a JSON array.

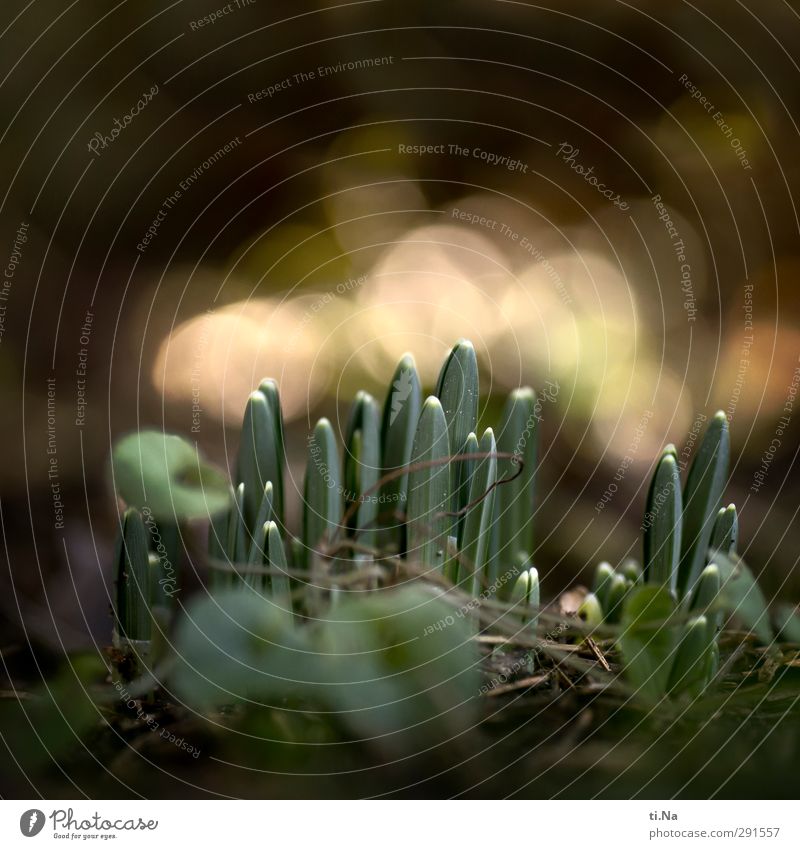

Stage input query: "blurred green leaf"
[
  {"left": 261, "top": 520, "right": 292, "bottom": 610},
  {"left": 315, "top": 585, "right": 480, "bottom": 750},
  {"left": 716, "top": 551, "right": 773, "bottom": 645},
  {"left": 619, "top": 585, "right": 678, "bottom": 702},
  {"left": 689, "top": 563, "right": 722, "bottom": 641},
  {"left": 605, "top": 572, "right": 630, "bottom": 625},
  {"left": 668, "top": 615, "right": 713, "bottom": 697},
  {"left": 226, "top": 483, "right": 248, "bottom": 567},
  {"left": 171, "top": 588, "right": 303, "bottom": 709},
  {"left": 455, "top": 431, "right": 480, "bottom": 548},
  {"left": 0, "top": 656, "right": 106, "bottom": 780},
  {"left": 435, "top": 338, "right": 479, "bottom": 459}
]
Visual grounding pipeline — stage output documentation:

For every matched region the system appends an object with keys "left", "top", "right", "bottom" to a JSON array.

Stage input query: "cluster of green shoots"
[
  {"left": 581, "top": 413, "right": 736, "bottom": 698},
  {"left": 203, "top": 339, "right": 540, "bottom": 626},
  {"left": 110, "top": 339, "right": 783, "bottom": 704}
]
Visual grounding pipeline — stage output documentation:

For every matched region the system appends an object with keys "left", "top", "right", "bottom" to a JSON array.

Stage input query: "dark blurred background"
[{"left": 2, "top": 0, "right": 800, "bottom": 656}]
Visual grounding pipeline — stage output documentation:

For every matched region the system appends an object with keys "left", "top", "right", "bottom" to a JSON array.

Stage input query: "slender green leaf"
[
  {"left": 643, "top": 446, "right": 682, "bottom": 594},
  {"left": 775, "top": 604, "right": 800, "bottom": 643},
  {"left": 236, "top": 388, "right": 284, "bottom": 532},
  {"left": 257, "top": 378, "right": 286, "bottom": 525},
  {"left": 455, "top": 432, "right": 480, "bottom": 547},
  {"left": 709, "top": 503, "right": 738, "bottom": 556},
  {"left": 406, "top": 396, "right": 450, "bottom": 570},
  {"left": 239, "top": 483, "right": 273, "bottom": 589},
  {"left": 511, "top": 564, "right": 540, "bottom": 632},
  {"left": 344, "top": 390, "right": 381, "bottom": 548},
  {"left": 678, "top": 411, "right": 730, "bottom": 597},
  {"left": 289, "top": 535, "right": 305, "bottom": 571},
  {"left": 457, "top": 428, "right": 497, "bottom": 592},
  {"left": 248, "top": 482, "right": 274, "bottom": 562},
  {"left": 262, "top": 520, "right": 292, "bottom": 611},
  {"left": 618, "top": 585, "right": 678, "bottom": 702},
  {"left": 113, "top": 508, "right": 151, "bottom": 643},
  {"left": 112, "top": 430, "right": 230, "bottom": 521},
  {"left": 494, "top": 387, "right": 538, "bottom": 597},
  {"left": 316, "top": 585, "right": 479, "bottom": 750},
  {"left": 302, "top": 418, "right": 342, "bottom": 566},
  {"left": 668, "top": 615, "right": 713, "bottom": 697},
  {"left": 435, "top": 340, "right": 479, "bottom": 540},
  {"left": 148, "top": 552, "right": 170, "bottom": 611},
  {"left": 379, "top": 354, "right": 421, "bottom": 552}
]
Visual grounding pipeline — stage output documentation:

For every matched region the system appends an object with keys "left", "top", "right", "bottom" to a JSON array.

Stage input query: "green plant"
[
  {"left": 171, "top": 583, "right": 480, "bottom": 749},
  {"left": 582, "top": 412, "right": 773, "bottom": 699},
  {"left": 112, "top": 507, "right": 155, "bottom": 678},
  {"left": 109, "top": 340, "right": 780, "bottom": 705}
]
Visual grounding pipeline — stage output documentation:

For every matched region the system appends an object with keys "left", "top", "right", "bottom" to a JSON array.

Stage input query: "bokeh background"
[{"left": 2, "top": 0, "right": 799, "bottom": 669}]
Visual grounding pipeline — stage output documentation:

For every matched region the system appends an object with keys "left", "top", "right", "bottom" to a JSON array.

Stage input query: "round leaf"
[{"left": 112, "top": 430, "right": 230, "bottom": 521}]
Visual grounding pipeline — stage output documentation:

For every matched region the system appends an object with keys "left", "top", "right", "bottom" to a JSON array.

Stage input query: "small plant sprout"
[
  {"left": 493, "top": 387, "right": 539, "bottom": 597},
  {"left": 710, "top": 503, "right": 738, "bottom": 554},
  {"left": 302, "top": 417, "right": 342, "bottom": 568},
  {"left": 510, "top": 562, "right": 540, "bottom": 633},
  {"left": 236, "top": 381, "right": 286, "bottom": 530},
  {"left": 379, "top": 354, "right": 422, "bottom": 553},
  {"left": 578, "top": 592, "right": 604, "bottom": 629},
  {"left": 456, "top": 428, "right": 497, "bottom": 592},
  {"left": 591, "top": 412, "right": 739, "bottom": 699},
  {"left": 113, "top": 508, "right": 152, "bottom": 677}
]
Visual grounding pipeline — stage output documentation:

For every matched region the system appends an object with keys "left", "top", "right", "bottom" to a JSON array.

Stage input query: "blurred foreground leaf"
[
  {"left": 716, "top": 551, "right": 773, "bottom": 646},
  {"left": 618, "top": 585, "right": 677, "bottom": 702},
  {"left": 112, "top": 430, "right": 230, "bottom": 521},
  {"left": 171, "top": 589, "right": 303, "bottom": 709}
]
